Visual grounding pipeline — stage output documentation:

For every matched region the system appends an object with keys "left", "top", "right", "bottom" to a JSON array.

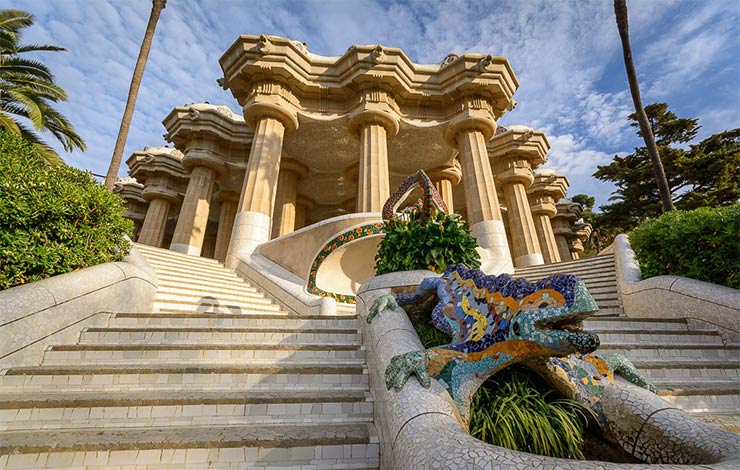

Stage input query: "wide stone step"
[
  {"left": 154, "top": 270, "right": 254, "bottom": 289},
  {"left": 515, "top": 255, "right": 614, "bottom": 270},
  {"left": 108, "top": 312, "right": 359, "bottom": 329},
  {"left": 136, "top": 245, "right": 224, "bottom": 267},
  {"left": 516, "top": 261, "right": 615, "bottom": 275},
  {"left": 655, "top": 381, "right": 740, "bottom": 413},
  {"left": 638, "top": 363, "right": 739, "bottom": 381},
  {"left": 595, "top": 329, "right": 724, "bottom": 346},
  {"left": 145, "top": 258, "right": 241, "bottom": 278},
  {"left": 78, "top": 327, "right": 359, "bottom": 345},
  {"left": 600, "top": 344, "right": 740, "bottom": 361},
  {"left": 592, "top": 299, "right": 622, "bottom": 309},
  {"left": 582, "top": 285, "right": 619, "bottom": 295},
  {"left": 0, "top": 423, "right": 379, "bottom": 468},
  {"left": 154, "top": 292, "right": 277, "bottom": 309},
  {"left": 156, "top": 284, "right": 267, "bottom": 302},
  {"left": 157, "top": 277, "right": 261, "bottom": 296},
  {"left": 0, "top": 364, "right": 369, "bottom": 393},
  {"left": 0, "top": 390, "right": 374, "bottom": 431},
  {"left": 153, "top": 300, "right": 284, "bottom": 315},
  {"left": 42, "top": 344, "right": 366, "bottom": 365},
  {"left": 590, "top": 307, "right": 624, "bottom": 317},
  {"left": 584, "top": 318, "right": 690, "bottom": 332}
]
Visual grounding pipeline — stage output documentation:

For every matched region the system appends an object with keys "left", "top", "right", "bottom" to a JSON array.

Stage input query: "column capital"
[
  {"left": 182, "top": 148, "right": 227, "bottom": 177},
  {"left": 242, "top": 79, "right": 299, "bottom": 134},
  {"left": 141, "top": 184, "right": 181, "bottom": 205},
  {"left": 347, "top": 86, "right": 400, "bottom": 138},
  {"left": 427, "top": 161, "right": 462, "bottom": 186},
  {"left": 296, "top": 194, "right": 316, "bottom": 210},
  {"left": 213, "top": 189, "right": 240, "bottom": 203},
  {"left": 280, "top": 158, "right": 310, "bottom": 179}
]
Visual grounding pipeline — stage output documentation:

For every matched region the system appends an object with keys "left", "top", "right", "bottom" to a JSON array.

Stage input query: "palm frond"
[
  {"left": 0, "top": 56, "right": 55, "bottom": 82},
  {"left": 2, "top": 73, "right": 67, "bottom": 100},
  {"left": 0, "top": 10, "right": 33, "bottom": 34},
  {"left": 3, "top": 87, "right": 43, "bottom": 127},
  {"left": 17, "top": 121, "right": 65, "bottom": 166},
  {"left": 36, "top": 100, "right": 86, "bottom": 152},
  {"left": 16, "top": 43, "right": 66, "bottom": 53},
  {"left": 0, "top": 110, "right": 20, "bottom": 134}
]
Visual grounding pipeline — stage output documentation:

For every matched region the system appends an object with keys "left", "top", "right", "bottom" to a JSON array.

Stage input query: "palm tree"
[
  {"left": 104, "top": 0, "right": 167, "bottom": 190},
  {"left": 0, "top": 9, "right": 86, "bottom": 165},
  {"left": 614, "top": 0, "right": 674, "bottom": 211}
]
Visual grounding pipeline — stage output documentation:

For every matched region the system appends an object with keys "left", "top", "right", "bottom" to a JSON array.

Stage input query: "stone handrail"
[
  {"left": 613, "top": 234, "right": 740, "bottom": 338},
  {"left": 232, "top": 253, "right": 337, "bottom": 316},
  {"left": 357, "top": 270, "right": 739, "bottom": 469},
  {"left": 0, "top": 243, "right": 158, "bottom": 368}
]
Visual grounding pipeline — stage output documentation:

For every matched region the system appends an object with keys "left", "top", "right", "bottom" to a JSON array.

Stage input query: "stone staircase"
[
  {"left": 516, "top": 255, "right": 740, "bottom": 432},
  {"left": 0, "top": 244, "right": 379, "bottom": 469}
]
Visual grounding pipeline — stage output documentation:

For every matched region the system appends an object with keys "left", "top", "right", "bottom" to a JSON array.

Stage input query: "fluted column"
[
  {"left": 138, "top": 198, "right": 171, "bottom": 247},
  {"left": 294, "top": 195, "right": 315, "bottom": 231},
  {"left": 170, "top": 165, "right": 217, "bottom": 255},
  {"left": 443, "top": 102, "right": 512, "bottom": 274},
  {"left": 527, "top": 171, "right": 569, "bottom": 264},
  {"left": 272, "top": 159, "right": 309, "bottom": 238},
  {"left": 226, "top": 95, "right": 299, "bottom": 267},
  {"left": 553, "top": 199, "right": 581, "bottom": 262},
  {"left": 213, "top": 191, "right": 239, "bottom": 262},
  {"left": 428, "top": 162, "right": 462, "bottom": 213},
  {"left": 499, "top": 179, "right": 543, "bottom": 267}
]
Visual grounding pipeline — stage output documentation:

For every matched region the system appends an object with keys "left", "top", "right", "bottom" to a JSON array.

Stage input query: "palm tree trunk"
[
  {"left": 104, "top": 0, "right": 167, "bottom": 189},
  {"left": 614, "top": 0, "right": 675, "bottom": 211}
]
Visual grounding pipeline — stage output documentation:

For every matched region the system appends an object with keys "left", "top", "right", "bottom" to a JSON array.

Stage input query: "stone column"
[
  {"left": 225, "top": 95, "right": 299, "bottom": 267},
  {"left": 138, "top": 198, "right": 171, "bottom": 248},
  {"left": 527, "top": 171, "right": 569, "bottom": 264},
  {"left": 569, "top": 222, "right": 592, "bottom": 260},
  {"left": 348, "top": 88, "right": 399, "bottom": 213},
  {"left": 138, "top": 180, "right": 180, "bottom": 248},
  {"left": 272, "top": 159, "right": 309, "bottom": 238},
  {"left": 490, "top": 127, "right": 550, "bottom": 268},
  {"left": 212, "top": 190, "right": 239, "bottom": 262},
  {"left": 170, "top": 162, "right": 220, "bottom": 256},
  {"left": 295, "top": 195, "right": 315, "bottom": 231},
  {"left": 553, "top": 199, "right": 581, "bottom": 262},
  {"left": 428, "top": 161, "right": 462, "bottom": 213},
  {"left": 443, "top": 101, "right": 512, "bottom": 274}
]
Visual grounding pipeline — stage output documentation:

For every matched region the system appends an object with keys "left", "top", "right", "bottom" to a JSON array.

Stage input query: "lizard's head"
[{"left": 507, "top": 280, "right": 600, "bottom": 356}]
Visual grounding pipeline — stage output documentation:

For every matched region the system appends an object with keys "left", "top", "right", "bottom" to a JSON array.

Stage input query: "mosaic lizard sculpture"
[{"left": 367, "top": 264, "right": 656, "bottom": 435}]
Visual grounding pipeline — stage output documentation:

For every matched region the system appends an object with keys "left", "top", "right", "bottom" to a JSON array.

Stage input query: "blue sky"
[{"left": 8, "top": 0, "right": 740, "bottom": 210}]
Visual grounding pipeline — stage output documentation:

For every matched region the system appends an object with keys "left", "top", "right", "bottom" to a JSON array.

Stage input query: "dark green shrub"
[
  {"left": 375, "top": 209, "right": 480, "bottom": 275},
  {"left": 629, "top": 205, "right": 740, "bottom": 289},
  {"left": 0, "top": 131, "right": 133, "bottom": 290}
]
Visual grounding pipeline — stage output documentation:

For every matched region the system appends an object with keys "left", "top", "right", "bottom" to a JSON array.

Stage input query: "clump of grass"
[{"left": 469, "top": 367, "right": 595, "bottom": 459}]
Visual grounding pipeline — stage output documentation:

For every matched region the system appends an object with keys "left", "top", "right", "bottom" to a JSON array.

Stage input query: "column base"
[
  {"left": 225, "top": 211, "right": 272, "bottom": 269},
  {"left": 170, "top": 243, "right": 202, "bottom": 257},
  {"left": 514, "top": 253, "right": 544, "bottom": 268},
  {"left": 470, "top": 220, "right": 514, "bottom": 275}
]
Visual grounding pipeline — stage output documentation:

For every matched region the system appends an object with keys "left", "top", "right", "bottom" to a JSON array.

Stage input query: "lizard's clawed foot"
[
  {"left": 385, "top": 350, "right": 431, "bottom": 390},
  {"left": 366, "top": 294, "right": 398, "bottom": 323}
]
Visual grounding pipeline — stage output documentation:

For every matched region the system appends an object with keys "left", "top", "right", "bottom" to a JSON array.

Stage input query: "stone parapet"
[
  {"left": 613, "top": 234, "right": 740, "bottom": 341},
  {"left": 0, "top": 242, "right": 157, "bottom": 368}
]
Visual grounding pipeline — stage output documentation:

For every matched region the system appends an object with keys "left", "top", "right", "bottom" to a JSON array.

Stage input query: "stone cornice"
[
  {"left": 527, "top": 170, "right": 569, "bottom": 201},
  {"left": 163, "top": 103, "right": 252, "bottom": 161},
  {"left": 488, "top": 125, "right": 549, "bottom": 166},
  {"left": 219, "top": 35, "right": 518, "bottom": 122},
  {"left": 126, "top": 146, "right": 188, "bottom": 183}
]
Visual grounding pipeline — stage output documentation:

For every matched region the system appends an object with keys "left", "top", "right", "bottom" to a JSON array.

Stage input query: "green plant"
[
  {"left": 629, "top": 205, "right": 740, "bottom": 289},
  {"left": 469, "top": 367, "right": 595, "bottom": 460},
  {"left": 375, "top": 209, "right": 480, "bottom": 275},
  {"left": 0, "top": 9, "right": 86, "bottom": 164},
  {"left": 0, "top": 130, "right": 132, "bottom": 289}
]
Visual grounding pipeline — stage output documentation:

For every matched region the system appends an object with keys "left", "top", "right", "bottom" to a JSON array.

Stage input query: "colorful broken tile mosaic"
[
  {"left": 306, "top": 222, "right": 385, "bottom": 304},
  {"left": 381, "top": 170, "right": 448, "bottom": 222}
]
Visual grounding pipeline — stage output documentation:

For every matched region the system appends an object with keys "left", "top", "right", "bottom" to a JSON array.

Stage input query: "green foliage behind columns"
[{"left": 0, "top": 131, "right": 132, "bottom": 290}]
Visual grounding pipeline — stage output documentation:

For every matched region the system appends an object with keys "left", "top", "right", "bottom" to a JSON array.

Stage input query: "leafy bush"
[
  {"left": 0, "top": 131, "right": 133, "bottom": 290},
  {"left": 470, "top": 367, "right": 595, "bottom": 460},
  {"left": 629, "top": 205, "right": 740, "bottom": 289},
  {"left": 375, "top": 209, "right": 480, "bottom": 275}
]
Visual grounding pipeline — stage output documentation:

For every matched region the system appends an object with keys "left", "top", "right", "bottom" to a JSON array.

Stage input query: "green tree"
[
  {"left": 614, "top": 0, "right": 674, "bottom": 212},
  {"left": 0, "top": 9, "right": 85, "bottom": 165},
  {"left": 594, "top": 103, "right": 739, "bottom": 232}
]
